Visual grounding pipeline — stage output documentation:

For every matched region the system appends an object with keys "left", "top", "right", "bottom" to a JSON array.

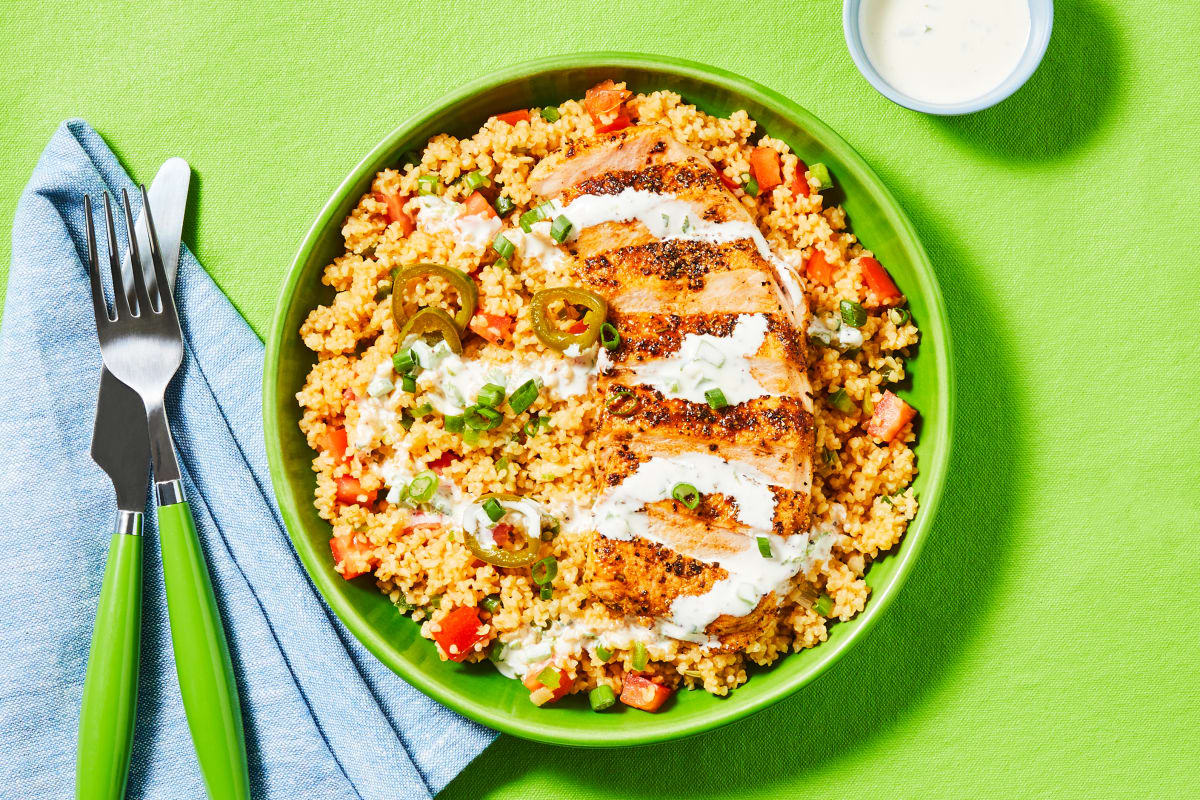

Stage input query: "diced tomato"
[
  {"left": 426, "top": 451, "right": 461, "bottom": 474},
  {"left": 433, "top": 606, "right": 489, "bottom": 662},
  {"left": 805, "top": 248, "right": 837, "bottom": 285},
  {"left": 462, "top": 190, "right": 498, "bottom": 220},
  {"left": 859, "top": 256, "right": 902, "bottom": 304},
  {"left": 749, "top": 147, "right": 783, "bottom": 192},
  {"left": 619, "top": 674, "right": 672, "bottom": 712},
  {"left": 401, "top": 522, "right": 442, "bottom": 536},
  {"left": 565, "top": 320, "right": 589, "bottom": 335},
  {"left": 490, "top": 522, "right": 515, "bottom": 548},
  {"left": 523, "top": 663, "right": 571, "bottom": 705},
  {"left": 718, "top": 171, "right": 739, "bottom": 192},
  {"left": 583, "top": 80, "right": 632, "bottom": 131},
  {"left": 494, "top": 109, "right": 531, "bottom": 126},
  {"left": 342, "top": 388, "right": 358, "bottom": 404},
  {"left": 372, "top": 190, "right": 415, "bottom": 236},
  {"left": 790, "top": 159, "right": 810, "bottom": 198},
  {"left": 469, "top": 311, "right": 514, "bottom": 346},
  {"left": 866, "top": 390, "right": 917, "bottom": 443},
  {"left": 329, "top": 534, "right": 378, "bottom": 580},
  {"left": 318, "top": 426, "right": 349, "bottom": 462},
  {"left": 335, "top": 475, "right": 377, "bottom": 507}
]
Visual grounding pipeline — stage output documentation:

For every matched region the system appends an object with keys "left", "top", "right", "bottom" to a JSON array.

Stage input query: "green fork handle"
[
  {"left": 76, "top": 533, "right": 142, "bottom": 800},
  {"left": 158, "top": 501, "right": 250, "bottom": 800}
]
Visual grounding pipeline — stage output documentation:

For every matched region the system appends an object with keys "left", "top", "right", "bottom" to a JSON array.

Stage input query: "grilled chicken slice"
[{"left": 530, "top": 125, "right": 710, "bottom": 198}]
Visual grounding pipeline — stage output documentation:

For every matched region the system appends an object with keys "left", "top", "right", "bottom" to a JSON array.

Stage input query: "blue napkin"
[{"left": 0, "top": 120, "right": 495, "bottom": 799}]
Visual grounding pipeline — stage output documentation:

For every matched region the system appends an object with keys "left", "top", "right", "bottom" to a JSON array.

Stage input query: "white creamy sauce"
[
  {"left": 859, "top": 0, "right": 1032, "bottom": 104},
  {"left": 627, "top": 313, "right": 771, "bottom": 405},
  {"left": 807, "top": 312, "right": 865, "bottom": 352},
  {"left": 557, "top": 188, "right": 806, "bottom": 327},
  {"left": 502, "top": 221, "right": 567, "bottom": 271},
  {"left": 492, "top": 617, "right": 679, "bottom": 679},
  {"left": 412, "top": 196, "right": 501, "bottom": 249}
]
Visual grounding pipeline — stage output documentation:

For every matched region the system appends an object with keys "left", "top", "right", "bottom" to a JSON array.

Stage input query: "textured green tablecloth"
[{"left": 3, "top": 1, "right": 1197, "bottom": 797}]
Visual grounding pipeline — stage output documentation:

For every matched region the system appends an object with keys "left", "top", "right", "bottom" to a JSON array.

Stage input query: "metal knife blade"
[{"left": 90, "top": 159, "right": 190, "bottom": 512}]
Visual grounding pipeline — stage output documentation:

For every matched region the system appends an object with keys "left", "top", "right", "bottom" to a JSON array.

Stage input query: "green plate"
[{"left": 263, "top": 52, "right": 954, "bottom": 746}]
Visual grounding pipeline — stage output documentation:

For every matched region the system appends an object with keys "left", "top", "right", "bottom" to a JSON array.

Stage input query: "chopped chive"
[
  {"left": 463, "top": 170, "right": 491, "bottom": 190},
  {"left": 705, "top": 388, "right": 728, "bottom": 410},
  {"left": 411, "top": 402, "right": 433, "bottom": 418},
  {"left": 814, "top": 593, "right": 833, "bottom": 616},
  {"left": 828, "top": 389, "right": 855, "bottom": 414},
  {"left": 477, "top": 383, "right": 506, "bottom": 409},
  {"left": 595, "top": 645, "right": 612, "bottom": 661},
  {"left": 536, "top": 665, "right": 561, "bottom": 690},
  {"left": 532, "top": 556, "right": 558, "bottom": 586},
  {"left": 406, "top": 470, "right": 439, "bottom": 504},
  {"left": 599, "top": 322, "right": 620, "bottom": 351},
  {"left": 493, "top": 194, "right": 515, "bottom": 216},
  {"left": 417, "top": 174, "right": 441, "bottom": 196},
  {"left": 588, "top": 685, "right": 616, "bottom": 711},
  {"left": 540, "top": 106, "right": 561, "bottom": 122},
  {"left": 742, "top": 172, "right": 759, "bottom": 197},
  {"left": 393, "top": 348, "right": 416, "bottom": 374},
  {"left": 400, "top": 375, "right": 417, "bottom": 393},
  {"left": 495, "top": 456, "right": 510, "bottom": 473},
  {"left": 539, "top": 585, "right": 553, "bottom": 600},
  {"left": 508, "top": 379, "right": 539, "bottom": 415},
  {"left": 464, "top": 404, "right": 503, "bottom": 430},
  {"left": 671, "top": 483, "right": 701, "bottom": 509},
  {"left": 549, "top": 214, "right": 573, "bottom": 244},
  {"left": 444, "top": 414, "right": 464, "bottom": 433},
  {"left": 481, "top": 594, "right": 501, "bottom": 613},
  {"left": 756, "top": 536, "right": 773, "bottom": 558},
  {"left": 840, "top": 299, "right": 867, "bottom": 328},
  {"left": 493, "top": 232, "right": 515, "bottom": 260},
  {"left": 810, "top": 162, "right": 833, "bottom": 191},
  {"left": 482, "top": 497, "right": 504, "bottom": 522},
  {"left": 631, "top": 641, "right": 648, "bottom": 671},
  {"left": 681, "top": 216, "right": 691, "bottom": 233},
  {"left": 660, "top": 213, "right": 670, "bottom": 230}
]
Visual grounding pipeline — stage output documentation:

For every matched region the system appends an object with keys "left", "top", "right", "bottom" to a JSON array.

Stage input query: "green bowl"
[{"left": 263, "top": 52, "right": 954, "bottom": 747}]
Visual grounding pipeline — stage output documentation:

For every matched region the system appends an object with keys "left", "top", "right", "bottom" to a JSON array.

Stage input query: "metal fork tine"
[
  {"left": 140, "top": 185, "right": 174, "bottom": 320},
  {"left": 101, "top": 193, "right": 130, "bottom": 319},
  {"left": 83, "top": 195, "right": 110, "bottom": 329},
  {"left": 121, "top": 188, "right": 152, "bottom": 316}
]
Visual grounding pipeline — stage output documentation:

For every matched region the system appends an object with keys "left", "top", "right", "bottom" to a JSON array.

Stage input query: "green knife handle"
[
  {"left": 76, "top": 533, "right": 142, "bottom": 800},
  {"left": 158, "top": 502, "right": 250, "bottom": 800}
]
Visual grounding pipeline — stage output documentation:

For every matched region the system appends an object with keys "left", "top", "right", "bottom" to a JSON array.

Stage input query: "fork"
[{"left": 84, "top": 188, "right": 250, "bottom": 800}]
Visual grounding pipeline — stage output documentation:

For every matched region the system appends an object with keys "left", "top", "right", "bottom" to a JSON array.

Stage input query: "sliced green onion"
[
  {"left": 481, "top": 594, "right": 501, "bottom": 613},
  {"left": 427, "top": 594, "right": 442, "bottom": 609},
  {"left": 399, "top": 411, "right": 415, "bottom": 431},
  {"left": 810, "top": 162, "right": 833, "bottom": 191},
  {"left": 540, "top": 106, "right": 561, "bottom": 122},
  {"left": 406, "top": 470, "right": 439, "bottom": 503},
  {"left": 606, "top": 387, "right": 639, "bottom": 417},
  {"left": 465, "top": 404, "right": 503, "bottom": 430},
  {"left": 756, "top": 536, "right": 773, "bottom": 559},
  {"left": 537, "top": 665, "right": 561, "bottom": 690},
  {"left": 487, "top": 640, "right": 504, "bottom": 661},
  {"left": 393, "top": 348, "right": 416, "bottom": 374},
  {"left": 462, "top": 428, "right": 480, "bottom": 446},
  {"left": 588, "top": 685, "right": 616, "bottom": 711},
  {"left": 417, "top": 174, "right": 441, "bottom": 196},
  {"left": 742, "top": 172, "right": 759, "bottom": 197},
  {"left": 477, "top": 383, "right": 505, "bottom": 409},
  {"left": 814, "top": 593, "right": 833, "bottom": 616},
  {"left": 888, "top": 307, "right": 911, "bottom": 325},
  {"left": 539, "top": 585, "right": 553, "bottom": 600},
  {"left": 495, "top": 456, "right": 510, "bottom": 473},
  {"left": 549, "top": 214, "right": 573, "bottom": 244},
  {"left": 531, "top": 556, "right": 558, "bottom": 586},
  {"left": 828, "top": 389, "right": 855, "bottom": 414},
  {"left": 493, "top": 232, "right": 515, "bottom": 260},
  {"left": 705, "top": 388, "right": 728, "bottom": 410},
  {"left": 599, "top": 322, "right": 620, "bottom": 351},
  {"left": 494, "top": 194, "right": 515, "bottom": 216},
  {"left": 444, "top": 414, "right": 464, "bottom": 433},
  {"left": 482, "top": 497, "right": 504, "bottom": 522},
  {"left": 400, "top": 375, "right": 417, "bottom": 393},
  {"left": 518, "top": 208, "right": 542, "bottom": 232},
  {"left": 541, "top": 516, "right": 560, "bottom": 542},
  {"left": 462, "top": 170, "right": 491, "bottom": 190},
  {"left": 411, "top": 402, "right": 433, "bottom": 418},
  {"left": 840, "top": 299, "right": 867, "bottom": 328},
  {"left": 595, "top": 645, "right": 612, "bottom": 662},
  {"left": 821, "top": 447, "right": 837, "bottom": 466},
  {"left": 523, "top": 415, "right": 549, "bottom": 437},
  {"left": 672, "top": 483, "right": 701, "bottom": 509},
  {"left": 508, "top": 379, "right": 539, "bottom": 415},
  {"left": 631, "top": 641, "right": 648, "bottom": 671}
]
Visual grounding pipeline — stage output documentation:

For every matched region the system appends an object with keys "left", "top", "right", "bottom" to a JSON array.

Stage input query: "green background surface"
[{"left": 2, "top": 1, "right": 1196, "bottom": 797}]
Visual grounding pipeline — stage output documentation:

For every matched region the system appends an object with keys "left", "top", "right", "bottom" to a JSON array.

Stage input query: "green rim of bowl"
[{"left": 263, "top": 52, "right": 955, "bottom": 747}]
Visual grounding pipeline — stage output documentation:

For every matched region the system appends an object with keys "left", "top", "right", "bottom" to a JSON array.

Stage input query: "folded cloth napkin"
[{"left": 0, "top": 120, "right": 495, "bottom": 799}]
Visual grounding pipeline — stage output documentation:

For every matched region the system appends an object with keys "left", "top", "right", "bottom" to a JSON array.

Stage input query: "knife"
[{"left": 76, "top": 159, "right": 190, "bottom": 800}]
